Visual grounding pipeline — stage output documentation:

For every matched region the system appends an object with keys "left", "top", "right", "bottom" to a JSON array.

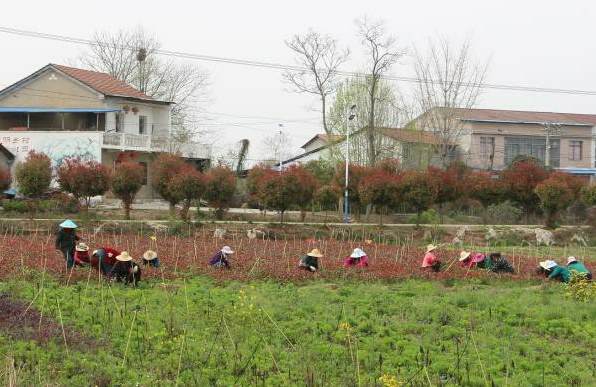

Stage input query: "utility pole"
[
  {"left": 343, "top": 104, "right": 357, "bottom": 224},
  {"left": 278, "top": 123, "right": 284, "bottom": 173},
  {"left": 543, "top": 122, "right": 561, "bottom": 168}
]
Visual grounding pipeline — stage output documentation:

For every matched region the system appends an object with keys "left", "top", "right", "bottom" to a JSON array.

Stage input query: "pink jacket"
[{"left": 421, "top": 252, "right": 438, "bottom": 268}]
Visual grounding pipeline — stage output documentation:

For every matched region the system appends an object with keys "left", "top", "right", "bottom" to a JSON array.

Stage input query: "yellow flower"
[
  {"left": 150, "top": 235, "right": 157, "bottom": 241},
  {"left": 339, "top": 322, "right": 351, "bottom": 331},
  {"left": 379, "top": 374, "right": 401, "bottom": 387}
]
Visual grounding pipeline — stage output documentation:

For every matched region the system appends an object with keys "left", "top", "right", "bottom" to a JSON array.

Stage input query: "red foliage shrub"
[
  {"left": 332, "top": 163, "right": 371, "bottom": 219},
  {"left": 466, "top": 171, "right": 505, "bottom": 207},
  {"left": 57, "top": 158, "right": 111, "bottom": 209},
  {"left": 401, "top": 170, "right": 439, "bottom": 225},
  {"left": 246, "top": 164, "right": 276, "bottom": 209},
  {"left": 547, "top": 171, "right": 586, "bottom": 200},
  {"left": 285, "top": 164, "right": 317, "bottom": 221},
  {"left": 204, "top": 166, "right": 237, "bottom": 220},
  {"left": 0, "top": 166, "right": 11, "bottom": 191},
  {"left": 170, "top": 165, "right": 205, "bottom": 221},
  {"left": 111, "top": 162, "right": 145, "bottom": 220},
  {"left": 359, "top": 169, "right": 402, "bottom": 224},
  {"left": 150, "top": 154, "right": 188, "bottom": 214},
  {"left": 15, "top": 151, "right": 52, "bottom": 198},
  {"left": 500, "top": 160, "right": 548, "bottom": 216}
]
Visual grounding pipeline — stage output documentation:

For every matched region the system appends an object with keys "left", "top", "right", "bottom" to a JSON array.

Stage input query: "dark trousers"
[
  {"left": 95, "top": 249, "right": 114, "bottom": 275},
  {"left": 61, "top": 248, "right": 75, "bottom": 269}
]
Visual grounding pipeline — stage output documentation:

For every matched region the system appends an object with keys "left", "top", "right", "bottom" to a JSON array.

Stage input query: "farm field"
[{"left": 0, "top": 230, "right": 594, "bottom": 386}]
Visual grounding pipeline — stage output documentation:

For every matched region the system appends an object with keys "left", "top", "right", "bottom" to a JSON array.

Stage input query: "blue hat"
[
  {"left": 3, "top": 188, "right": 16, "bottom": 195},
  {"left": 59, "top": 219, "right": 78, "bottom": 229}
]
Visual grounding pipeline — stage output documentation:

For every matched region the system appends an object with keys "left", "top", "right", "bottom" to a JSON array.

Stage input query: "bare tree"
[
  {"left": 261, "top": 131, "right": 293, "bottom": 165},
  {"left": 284, "top": 30, "right": 349, "bottom": 135},
  {"left": 79, "top": 27, "right": 209, "bottom": 140},
  {"left": 356, "top": 17, "right": 406, "bottom": 165},
  {"left": 413, "top": 36, "right": 488, "bottom": 166}
]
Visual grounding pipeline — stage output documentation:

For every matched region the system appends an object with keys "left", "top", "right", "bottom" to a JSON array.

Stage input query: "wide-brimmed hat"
[
  {"left": 221, "top": 246, "right": 234, "bottom": 255},
  {"left": 92, "top": 249, "right": 99, "bottom": 256},
  {"left": 350, "top": 248, "right": 366, "bottom": 258},
  {"left": 567, "top": 256, "right": 578, "bottom": 264},
  {"left": 75, "top": 243, "right": 89, "bottom": 252},
  {"left": 458, "top": 251, "right": 471, "bottom": 261},
  {"left": 116, "top": 251, "right": 133, "bottom": 262},
  {"left": 143, "top": 250, "right": 158, "bottom": 260},
  {"left": 59, "top": 219, "right": 78, "bottom": 229},
  {"left": 426, "top": 244, "right": 438, "bottom": 253},
  {"left": 539, "top": 260, "right": 557, "bottom": 270},
  {"left": 307, "top": 248, "right": 323, "bottom": 258}
]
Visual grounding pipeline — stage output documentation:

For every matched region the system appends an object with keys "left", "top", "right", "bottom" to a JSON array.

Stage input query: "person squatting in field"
[
  {"left": 209, "top": 246, "right": 234, "bottom": 269},
  {"left": 55, "top": 219, "right": 80, "bottom": 269},
  {"left": 110, "top": 251, "right": 141, "bottom": 285},
  {"left": 142, "top": 250, "right": 161, "bottom": 268},
  {"left": 344, "top": 248, "right": 369, "bottom": 268},
  {"left": 299, "top": 249, "right": 323, "bottom": 272},
  {"left": 421, "top": 244, "right": 441, "bottom": 272},
  {"left": 73, "top": 243, "right": 91, "bottom": 266},
  {"left": 459, "top": 251, "right": 515, "bottom": 273},
  {"left": 566, "top": 256, "right": 592, "bottom": 280},
  {"left": 91, "top": 247, "right": 120, "bottom": 275}
]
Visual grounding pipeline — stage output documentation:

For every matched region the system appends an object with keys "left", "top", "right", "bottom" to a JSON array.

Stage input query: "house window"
[
  {"left": 479, "top": 137, "right": 495, "bottom": 159},
  {"left": 504, "top": 136, "right": 560, "bottom": 167},
  {"left": 115, "top": 112, "right": 123, "bottom": 132},
  {"left": 569, "top": 140, "right": 583, "bottom": 161},
  {"left": 139, "top": 116, "right": 147, "bottom": 135}
]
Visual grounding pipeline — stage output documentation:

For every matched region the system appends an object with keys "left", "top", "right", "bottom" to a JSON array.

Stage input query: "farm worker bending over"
[
  {"left": 566, "top": 256, "right": 592, "bottom": 280},
  {"left": 55, "top": 219, "right": 79, "bottom": 269},
  {"left": 299, "top": 249, "right": 323, "bottom": 272},
  {"left": 142, "top": 250, "right": 161, "bottom": 268},
  {"left": 73, "top": 243, "right": 91, "bottom": 266},
  {"left": 421, "top": 244, "right": 441, "bottom": 272},
  {"left": 110, "top": 252, "right": 141, "bottom": 285},
  {"left": 459, "top": 251, "right": 515, "bottom": 273},
  {"left": 538, "top": 260, "right": 570, "bottom": 283},
  {"left": 91, "top": 247, "right": 120, "bottom": 275},
  {"left": 209, "top": 246, "right": 234, "bottom": 269},
  {"left": 344, "top": 248, "right": 369, "bottom": 268}
]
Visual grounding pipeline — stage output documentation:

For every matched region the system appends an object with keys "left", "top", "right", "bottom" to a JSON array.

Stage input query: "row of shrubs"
[{"left": 2, "top": 150, "right": 595, "bottom": 226}]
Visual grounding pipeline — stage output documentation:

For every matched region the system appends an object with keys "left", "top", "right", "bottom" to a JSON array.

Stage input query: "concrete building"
[
  {"left": 415, "top": 108, "right": 596, "bottom": 178},
  {"left": 0, "top": 64, "right": 211, "bottom": 199}
]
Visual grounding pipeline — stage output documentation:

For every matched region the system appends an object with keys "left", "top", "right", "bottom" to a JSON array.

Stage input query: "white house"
[{"left": 0, "top": 64, "right": 211, "bottom": 199}]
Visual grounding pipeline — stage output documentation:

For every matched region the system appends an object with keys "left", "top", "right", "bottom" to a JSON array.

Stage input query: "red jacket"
[{"left": 90, "top": 247, "right": 120, "bottom": 268}]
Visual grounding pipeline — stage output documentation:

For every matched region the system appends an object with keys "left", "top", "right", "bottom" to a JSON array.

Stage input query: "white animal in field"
[
  {"left": 214, "top": 228, "right": 226, "bottom": 239},
  {"left": 534, "top": 228, "right": 554, "bottom": 246}
]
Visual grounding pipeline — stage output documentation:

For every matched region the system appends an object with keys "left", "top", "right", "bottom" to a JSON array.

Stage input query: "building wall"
[
  {"left": 104, "top": 99, "right": 171, "bottom": 135},
  {"left": 465, "top": 122, "right": 594, "bottom": 170},
  {"left": 0, "top": 68, "right": 104, "bottom": 108},
  {"left": 101, "top": 149, "right": 157, "bottom": 200}
]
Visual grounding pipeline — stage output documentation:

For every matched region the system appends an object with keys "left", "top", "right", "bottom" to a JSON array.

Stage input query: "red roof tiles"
[{"left": 52, "top": 64, "right": 153, "bottom": 101}]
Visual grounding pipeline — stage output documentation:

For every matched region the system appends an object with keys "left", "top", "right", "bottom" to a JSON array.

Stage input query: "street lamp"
[
  {"left": 278, "top": 123, "right": 284, "bottom": 173},
  {"left": 343, "top": 104, "right": 357, "bottom": 224}
]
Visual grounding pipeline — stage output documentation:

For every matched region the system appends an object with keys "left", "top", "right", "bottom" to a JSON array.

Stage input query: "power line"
[{"left": 2, "top": 25, "right": 596, "bottom": 96}]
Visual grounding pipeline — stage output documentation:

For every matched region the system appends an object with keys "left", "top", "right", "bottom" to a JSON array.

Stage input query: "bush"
[
  {"left": 535, "top": 177, "right": 574, "bottom": 228},
  {"left": 14, "top": 151, "right": 52, "bottom": 198},
  {"left": 0, "top": 166, "right": 11, "bottom": 191},
  {"left": 401, "top": 171, "right": 439, "bottom": 226},
  {"left": 151, "top": 154, "right": 188, "bottom": 215},
  {"left": 581, "top": 185, "right": 596, "bottom": 206},
  {"left": 111, "top": 162, "right": 145, "bottom": 220},
  {"left": 407, "top": 208, "right": 439, "bottom": 225},
  {"left": 203, "top": 166, "right": 237, "bottom": 220},
  {"left": 501, "top": 159, "right": 548, "bottom": 218},
  {"left": 2, "top": 200, "right": 28, "bottom": 213},
  {"left": 485, "top": 201, "right": 522, "bottom": 224},
  {"left": 565, "top": 272, "right": 595, "bottom": 302},
  {"left": 170, "top": 165, "right": 205, "bottom": 221},
  {"left": 56, "top": 158, "right": 111, "bottom": 210}
]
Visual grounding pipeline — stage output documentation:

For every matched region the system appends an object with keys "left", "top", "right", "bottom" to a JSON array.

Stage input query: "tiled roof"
[
  {"left": 380, "top": 128, "right": 446, "bottom": 145},
  {"left": 52, "top": 64, "right": 154, "bottom": 101},
  {"left": 301, "top": 133, "right": 344, "bottom": 149},
  {"left": 449, "top": 107, "right": 596, "bottom": 126}
]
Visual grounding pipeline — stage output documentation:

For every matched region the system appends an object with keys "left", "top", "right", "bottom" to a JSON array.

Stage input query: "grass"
[{"left": 1, "top": 275, "right": 594, "bottom": 386}]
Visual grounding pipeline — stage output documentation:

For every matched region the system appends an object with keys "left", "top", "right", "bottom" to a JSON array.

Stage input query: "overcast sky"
[{"left": 2, "top": 0, "right": 596, "bottom": 162}]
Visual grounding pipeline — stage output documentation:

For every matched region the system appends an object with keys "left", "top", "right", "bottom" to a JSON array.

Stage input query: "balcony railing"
[{"left": 102, "top": 132, "right": 211, "bottom": 159}]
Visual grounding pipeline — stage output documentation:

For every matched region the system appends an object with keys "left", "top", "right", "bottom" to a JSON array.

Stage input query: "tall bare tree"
[
  {"left": 78, "top": 28, "right": 209, "bottom": 141},
  {"left": 356, "top": 17, "right": 406, "bottom": 165},
  {"left": 413, "top": 37, "right": 488, "bottom": 166},
  {"left": 284, "top": 30, "right": 349, "bottom": 135}
]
